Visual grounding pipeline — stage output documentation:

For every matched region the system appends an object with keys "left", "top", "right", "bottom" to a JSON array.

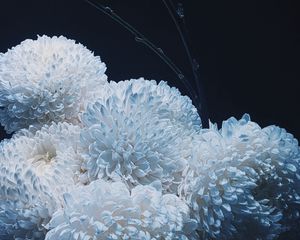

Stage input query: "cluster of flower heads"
[
  {"left": 0, "top": 35, "right": 299, "bottom": 239},
  {"left": 180, "top": 115, "right": 300, "bottom": 239}
]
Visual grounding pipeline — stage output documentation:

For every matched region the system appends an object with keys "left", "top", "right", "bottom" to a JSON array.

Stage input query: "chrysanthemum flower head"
[
  {"left": 181, "top": 114, "right": 300, "bottom": 239},
  {"left": 0, "top": 122, "right": 82, "bottom": 239},
  {"left": 80, "top": 78, "right": 200, "bottom": 192},
  {"left": 0, "top": 35, "right": 108, "bottom": 133},
  {"left": 109, "top": 79, "right": 201, "bottom": 131},
  {"left": 259, "top": 125, "right": 300, "bottom": 237},
  {"left": 45, "top": 179, "right": 197, "bottom": 240}
]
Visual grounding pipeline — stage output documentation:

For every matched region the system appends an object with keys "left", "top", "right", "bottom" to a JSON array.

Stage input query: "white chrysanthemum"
[
  {"left": 45, "top": 179, "right": 197, "bottom": 240},
  {"left": 260, "top": 125, "right": 300, "bottom": 237},
  {"left": 0, "top": 122, "right": 82, "bottom": 239},
  {"left": 0, "top": 35, "right": 108, "bottom": 133},
  {"left": 180, "top": 114, "right": 300, "bottom": 239},
  {"left": 80, "top": 79, "right": 199, "bottom": 192},
  {"left": 109, "top": 79, "right": 201, "bottom": 131}
]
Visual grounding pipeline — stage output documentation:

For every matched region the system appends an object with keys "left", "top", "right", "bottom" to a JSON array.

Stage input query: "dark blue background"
[{"left": 0, "top": 0, "right": 299, "bottom": 140}]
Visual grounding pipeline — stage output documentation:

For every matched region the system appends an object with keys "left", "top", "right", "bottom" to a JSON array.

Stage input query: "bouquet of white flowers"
[{"left": 0, "top": 36, "right": 299, "bottom": 240}]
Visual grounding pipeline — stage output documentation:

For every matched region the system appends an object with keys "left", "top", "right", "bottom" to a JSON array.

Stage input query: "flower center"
[
  {"left": 32, "top": 150, "right": 56, "bottom": 165},
  {"left": 45, "top": 151, "right": 55, "bottom": 163}
]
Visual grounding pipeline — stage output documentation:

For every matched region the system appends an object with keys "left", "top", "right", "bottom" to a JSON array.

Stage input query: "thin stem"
[
  {"left": 162, "top": 0, "right": 207, "bottom": 124},
  {"left": 162, "top": 1, "right": 200, "bottom": 84},
  {"left": 84, "top": 0, "right": 199, "bottom": 106}
]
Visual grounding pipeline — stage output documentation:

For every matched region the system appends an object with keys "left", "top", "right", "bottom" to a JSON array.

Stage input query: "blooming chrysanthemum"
[
  {"left": 180, "top": 114, "right": 300, "bottom": 239},
  {"left": 0, "top": 35, "right": 108, "bottom": 133},
  {"left": 0, "top": 122, "right": 82, "bottom": 239},
  {"left": 109, "top": 79, "right": 201, "bottom": 131},
  {"left": 260, "top": 125, "right": 300, "bottom": 237},
  {"left": 45, "top": 179, "right": 197, "bottom": 240},
  {"left": 80, "top": 79, "right": 199, "bottom": 192}
]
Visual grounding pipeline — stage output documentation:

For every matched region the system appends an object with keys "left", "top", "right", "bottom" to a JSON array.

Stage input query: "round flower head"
[
  {"left": 0, "top": 122, "right": 82, "bottom": 239},
  {"left": 180, "top": 114, "right": 300, "bottom": 239},
  {"left": 45, "top": 179, "right": 197, "bottom": 240},
  {"left": 80, "top": 79, "right": 199, "bottom": 192},
  {"left": 259, "top": 125, "right": 300, "bottom": 237},
  {"left": 0, "top": 35, "right": 108, "bottom": 133},
  {"left": 109, "top": 79, "right": 201, "bottom": 131}
]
